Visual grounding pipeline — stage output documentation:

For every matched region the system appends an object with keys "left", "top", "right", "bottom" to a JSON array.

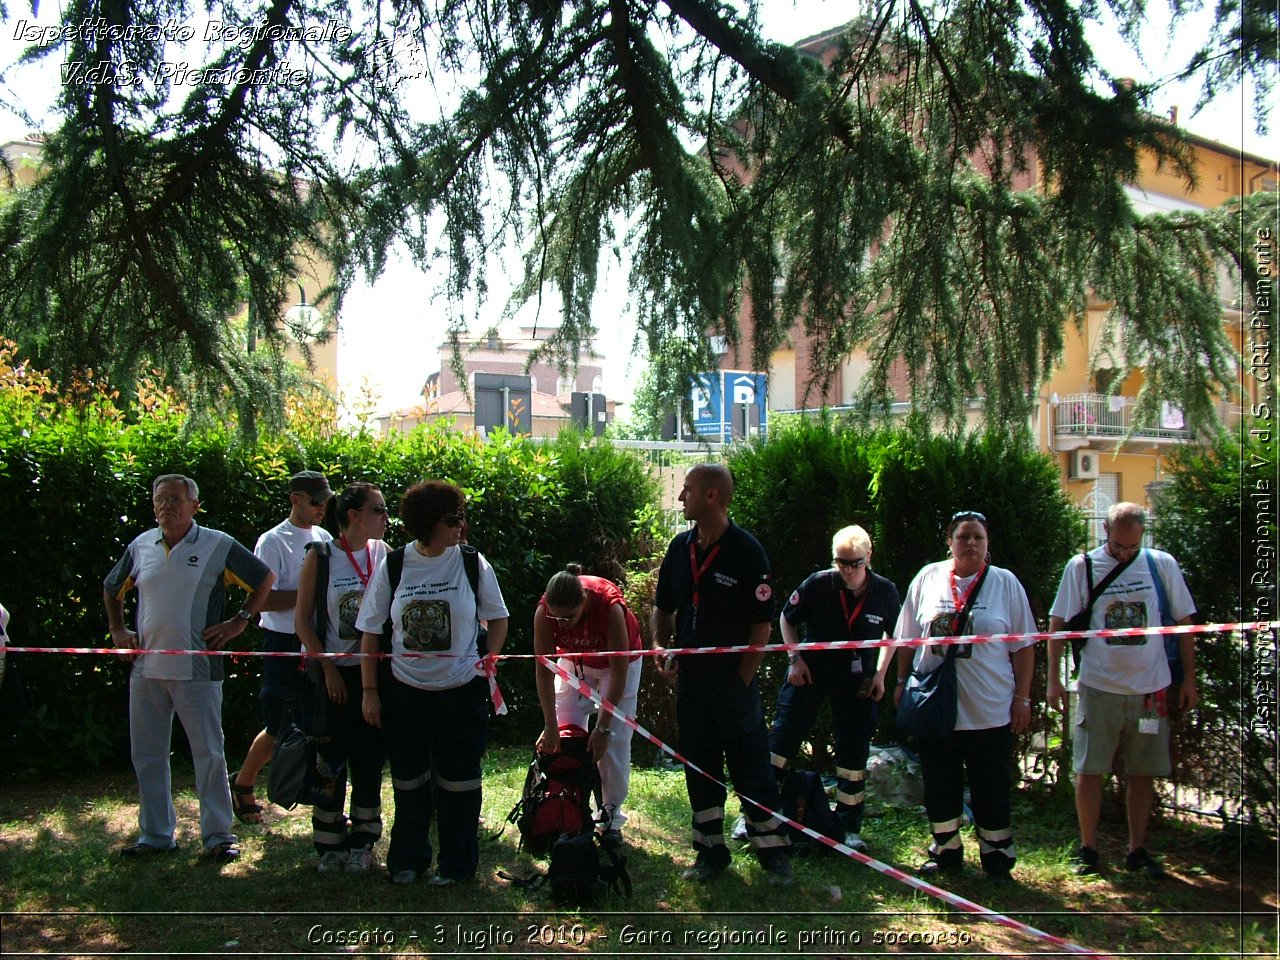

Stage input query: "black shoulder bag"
[
  {"left": 895, "top": 565, "right": 991, "bottom": 739},
  {"left": 1066, "top": 551, "right": 1139, "bottom": 671}
]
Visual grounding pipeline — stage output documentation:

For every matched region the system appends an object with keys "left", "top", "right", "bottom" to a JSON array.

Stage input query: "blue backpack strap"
[
  {"left": 1144, "top": 549, "right": 1183, "bottom": 683},
  {"left": 1144, "top": 550, "right": 1173, "bottom": 626}
]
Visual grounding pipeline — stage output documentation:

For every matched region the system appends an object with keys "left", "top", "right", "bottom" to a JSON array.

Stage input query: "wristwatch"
[
  {"left": 787, "top": 654, "right": 800, "bottom": 665},
  {"left": 234, "top": 609, "right": 253, "bottom": 622}
]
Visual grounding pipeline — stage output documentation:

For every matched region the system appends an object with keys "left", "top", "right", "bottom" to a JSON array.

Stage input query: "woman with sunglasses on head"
[
  {"left": 879, "top": 511, "right": 1036, "bottom": 885},
  {"left": 766, "top": 525, "right": 901, "bottom": 853},
  {"left": 533, "top": 564, "right": 644, "bottom": 848},
  {"left": 354, "top": 480, "right": 509, "bottom": 887},
  {"left": 294, "top": 483, "right": 390, "bottom": 874}
]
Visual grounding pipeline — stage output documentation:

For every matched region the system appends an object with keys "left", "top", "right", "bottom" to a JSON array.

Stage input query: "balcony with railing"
[{"left": 1052, "top": 393, "right": 1194, "bottom": 450}]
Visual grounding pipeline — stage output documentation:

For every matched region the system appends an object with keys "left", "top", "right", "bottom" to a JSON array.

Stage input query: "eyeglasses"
[
  {"left": 951, "top": 511, "right": 987, "bottom": 524},
  {"left": 441, "top": 512, "right": 466, "bottom": 528},
  {"left": 152, "top": 495, "right": 194, "bottom": 507},
  {"left": 546, "top": 613, "right": 576, "bottom": 624},
  {"left": 833, "top": 556, "right": 868, "bottom": 569},
  {"left": 362, "top": 505, "right": 390, "bottom": 515},
  {"left": 294, "top": 491, "right": 330, "bottom": 507}
]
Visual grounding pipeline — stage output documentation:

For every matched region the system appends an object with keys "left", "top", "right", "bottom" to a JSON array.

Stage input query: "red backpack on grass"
[{"left": 506, "top": 724, "right": 602, "bottom": 857}]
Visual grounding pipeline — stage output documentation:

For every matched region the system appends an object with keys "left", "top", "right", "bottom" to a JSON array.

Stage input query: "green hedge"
[
  {"left": 0, "top": 357, "right": 661, "bottom": 773},
  {"left": 727, "top": 415, "right": 1086, "bottom": 770},
  {"left": 1152, "top": 424, "right": 1278, "bottom": 828}
]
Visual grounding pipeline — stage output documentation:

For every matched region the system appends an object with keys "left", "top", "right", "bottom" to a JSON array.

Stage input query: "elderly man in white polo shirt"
[{"left": 104, "top": 474, "right": 274, "bottom": 863}]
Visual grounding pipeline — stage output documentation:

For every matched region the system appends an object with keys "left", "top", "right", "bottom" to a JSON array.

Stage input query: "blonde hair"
[{"left": 831, "top": 525, "right": 872, "bottom": 555}]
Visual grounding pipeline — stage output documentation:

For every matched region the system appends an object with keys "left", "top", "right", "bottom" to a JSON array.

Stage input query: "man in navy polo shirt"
[
  {"left": 104, "top": 474, "right": 274, "bottom": 863},
  {"left": 652, "top": 464, "right": 793, "bottom": 885},
  {"left": 769, "top": 524, "right": 901, "bottom": 853}
]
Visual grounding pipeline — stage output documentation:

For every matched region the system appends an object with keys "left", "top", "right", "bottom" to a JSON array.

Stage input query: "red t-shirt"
[{"left": 538, "top": 575, "right": 643, "bottom": 668}]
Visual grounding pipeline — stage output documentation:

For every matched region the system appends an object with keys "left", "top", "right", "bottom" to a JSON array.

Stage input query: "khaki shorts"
[{"left": 1072, "top": 683, "right": 1171, "bottom": 777}]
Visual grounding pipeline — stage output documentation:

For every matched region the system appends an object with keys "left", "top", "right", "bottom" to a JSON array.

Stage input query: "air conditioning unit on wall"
[{"left": 1069, "top": 449, "right": 1099, "bottom": 480}]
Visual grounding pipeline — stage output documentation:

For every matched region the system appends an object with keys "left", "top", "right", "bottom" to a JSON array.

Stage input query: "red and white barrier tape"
[
  {"left": 6, "top": 619, "right": 1274, "bottom": 662},
  {"left": 537, "top": 654, "right": 1109, "bottom": 958}
]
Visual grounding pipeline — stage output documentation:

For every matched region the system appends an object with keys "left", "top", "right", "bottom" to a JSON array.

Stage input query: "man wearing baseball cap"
[{"left": 228, "top": 471, "right": 334, "bottom": 825}]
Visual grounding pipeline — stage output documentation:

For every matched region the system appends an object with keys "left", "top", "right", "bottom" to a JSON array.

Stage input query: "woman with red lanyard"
[
  {"left": 766, "top": 525, "right": 901, "bottom": 853},
  {"left": 533, "top": 564, "right": 643, "bottom": 849},
  {"left": 880, "top": 511, "right": 1036, "bottom": 884},
  {"left": 294, "top": 483, "right": 389, "bottom": 873}
]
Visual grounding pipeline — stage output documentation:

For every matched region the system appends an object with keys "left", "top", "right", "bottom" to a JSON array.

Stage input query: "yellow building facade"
[{"left": 1039, "top": 134, "right": 1276, "bottom": 543}]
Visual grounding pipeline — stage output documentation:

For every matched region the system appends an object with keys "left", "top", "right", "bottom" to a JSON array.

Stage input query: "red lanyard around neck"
[
  {"left": 838, "top": 584, "right": 869, "bottom": 635},
  {"left": 341, "top": 536, "right": 372, "bottom": 588},
  {"left": 949, "top": 563, "right": 986, "bottom": 617},
  {"left": 688, "top": 540, "right": 721, "bottom": 611}
]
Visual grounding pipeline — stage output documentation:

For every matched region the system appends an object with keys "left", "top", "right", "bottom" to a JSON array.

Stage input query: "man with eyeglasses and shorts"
[
  {"left": 228, "top": 470, "right": 334, "bottom": 825},
  {"left": 1047, "top": 502, "right": 1197, "bottom": 878},
  {"left": 104, "top": 474, "right": 274, "bottom": 863},
  {"left": 765, "top": 525, "right": 901, "bottom": 853}
]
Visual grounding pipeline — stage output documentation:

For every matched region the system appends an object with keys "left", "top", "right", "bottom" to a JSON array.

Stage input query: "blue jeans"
[
  {"left": 260, "top": 629, "right": 304, "bottom": 736},
  {"left": 381, "top": 675, "right": 488, "bottom": 879}
]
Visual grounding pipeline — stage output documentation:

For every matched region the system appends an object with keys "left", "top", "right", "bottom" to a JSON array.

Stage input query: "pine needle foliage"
[{"left": 0, "top": 0, "right": 1273, "bottom": 429}]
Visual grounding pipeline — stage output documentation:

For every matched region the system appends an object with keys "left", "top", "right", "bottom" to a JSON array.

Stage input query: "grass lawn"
[{"left": 1, "top": 747, "right": 1275, "bottom": 958}]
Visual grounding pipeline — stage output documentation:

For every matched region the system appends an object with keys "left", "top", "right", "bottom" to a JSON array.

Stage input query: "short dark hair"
[
  {"left": 334, "top": 482, "right": 382, "bottom": 531},
  {"left": 400, "top": 480, "right": 465, "bottom": 542},
  {"left": 946, "top": 510, "right": 989, "bottom": 538},
  {"left": 545, "top": 564, "right": 586, "bottom": 608}
]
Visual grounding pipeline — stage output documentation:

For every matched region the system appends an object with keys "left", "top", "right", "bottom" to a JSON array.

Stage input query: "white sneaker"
[
  {"left": 345, "top": 847, "right": 376, "bottom": 873},
  {"left": 843, "top": 832, "right": 868, "bottom": 853},
  {"left": 317, "top": 850, "right": 347, "bottom": 873},
  {"left": 425, "top": 874, "right": 456, "bottom": 888}
]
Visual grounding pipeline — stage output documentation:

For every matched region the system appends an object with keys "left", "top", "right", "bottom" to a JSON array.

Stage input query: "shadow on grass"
[{"left": 0, "top": 753, "right": 1275, "bottom": 956}]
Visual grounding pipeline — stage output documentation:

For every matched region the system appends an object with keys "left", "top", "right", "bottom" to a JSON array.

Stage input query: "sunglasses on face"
[
  {"left": 362, "top": 504, "right": 389, "bottom": 515},
  {"left": 546, "top": 613, "right": 576, "bottom": 624},
  {"left": 441, "top": 512, "right": 466, "bottom": 528},
  {"left": 833, "top": 557, "right": 868, "bottom": 569}
]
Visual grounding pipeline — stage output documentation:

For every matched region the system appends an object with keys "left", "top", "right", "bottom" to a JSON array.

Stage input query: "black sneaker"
[
  {"left": 1072, "top": 845, "right": 1101, "bottom": 876},
  {"left": 1125, "top": 847, "right": 1165, "bottom": 878},
  {"left": 763, "top": 855, "right": 794, "bottom": 887},
  {"left": 918, "top": 858, "right": 962, "bottom": 879},
  {"left": 119, "top": 842, "right": 178, "bottom": 859},
  {"left": 680, "top": 859, "right": 724, "bottom": 883}
]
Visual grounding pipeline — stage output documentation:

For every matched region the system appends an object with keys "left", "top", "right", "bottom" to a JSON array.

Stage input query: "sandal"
[
  {"left": 209, "top": 841, "right": 240, "bottom": 864},
  {"left": 228, "top": 771, "right": 264, "bottom": 825}
]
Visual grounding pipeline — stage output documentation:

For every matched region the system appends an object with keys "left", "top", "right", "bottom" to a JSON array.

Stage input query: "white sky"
[{"left": 1, "top": 0, "right": 1274, "bottom": 417}]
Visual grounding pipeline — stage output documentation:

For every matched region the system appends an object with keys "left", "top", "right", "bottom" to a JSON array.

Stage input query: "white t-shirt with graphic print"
[
  {"left": 895, "top": 562, "right": 1037, "bottom": 731},
  {"left": 1049, "top": 547, "right": 1195, "bottom": 695},
  {"left": 321, "top": 539, "right": 389, "bottom": 666},
  {"left": 355, "top": 544, "right": 509, "bottom": 691}
]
